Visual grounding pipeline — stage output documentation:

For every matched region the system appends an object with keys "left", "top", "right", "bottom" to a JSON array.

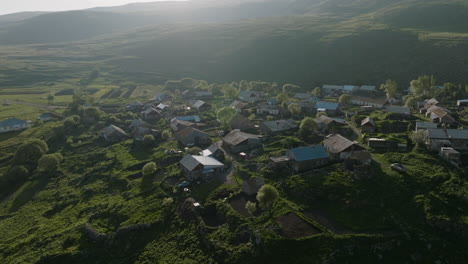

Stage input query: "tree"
[
  {"left": 37, "top": 154, "right": 61, "bottom": 172},
  {"left": 282, "top": 84, "right": 301, "bottom": 93},
  {"left": 276, "top": 92, "right": 289, "bottom": 103},
  {"left": 83, "top": 107, "right": 102, "bottom": 122},
  {"left": 410, "top": 75, "right": 436, "bottom": 97},
  {"left": 195, "top": 80, "right": 209, "bottom": 90},
  {"left": 300, "top": 117, "right": 317, "bottom": 135},
  {"left": 311, "top": 87, "right": 321, "bottom": 97},
  {"left": 186, "top": 147, "right": 202, "bottom": 155},
  {"left": 245, "top": 201, "right": 257, "bottom": 216},
  {"left": 380, "top": 79, "right": 398, "bottom": 100},
  {"left": 316, "top": 112, "right": 327, "bottom": 117},
  {"left": 63, "top": 115, "right": 81, "bottom": 132},
  {"left": 223, "top": 85, "right": 239, "bottom": 99},
  {"left": 410, "top": 130, "right": 426, "bottom": 148},
  {"left": 142, "top": 162, "right": 157, "bottom": 177},
  {"left": 13, "top": 139, "right": 49, "bottom": 170},
  {"left": 339, "top": 94, "right": 351, "bottom": 105},
  {"left": 217, "top": 107, "right": 237, "bottom": 126},
  {"left": 405, "top": 96, "right": 418, "bottom": 109},
  {"left": 180, "top": 78, "right": 196, "bottom": 89},
  {"left": 256, "top": 184, "right": 279, "bottom": 210},
  {"left": 142, "top": 134, "right": 155, "bottom": 146},
  {"left": 239, "top": 80, "right": 250, "bottom": 90},
  {"left": 7, "top": 165, "right": 29, "bottom": 184},
  {"left": 288, "top": 103, "right": 301, "bottom": 116},
  {"left": 47, "top": 94, "right": 54, "bottom": 105},
  {"left": 161, "top": 130, "right": 172, "bottom": 140}
]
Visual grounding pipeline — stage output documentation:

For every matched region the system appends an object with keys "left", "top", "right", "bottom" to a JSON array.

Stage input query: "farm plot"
[{"left": 278, "top": 212, "right": 322, "bottom": 239}]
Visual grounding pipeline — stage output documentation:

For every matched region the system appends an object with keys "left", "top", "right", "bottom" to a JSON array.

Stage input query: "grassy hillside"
[{"left": 0, "top": 0, "right": 466, "bottom": 87}]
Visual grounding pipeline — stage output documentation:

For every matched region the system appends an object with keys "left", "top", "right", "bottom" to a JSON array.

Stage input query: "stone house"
[
  {"left": 100, "top": 125, "right": 128, "bottom": 142},
  {"left": 0, "top": 118, "right": 30, "bottom": 133},
  {"left": 180, "top": 155, "right": 224, "bottom": 181},
  {"left": 174, "top": 127, "right": 211, "bottom": 147},
  {"left": 424, "top": 128, "right": 468, "bottom": 152},
  {"left": 222, "top": 129, "right": 262, "bottom": 153},
  {"left": 260, "top": 119, "right": 297, "bottom": 135},
  {"left": 323, "top": 134, "right": 367, "bottom": 161},
  {"left": 361, "top": 117, "right": 376, "bottom": 133},
  {"left": 349, "top": 95, "right": 386, "bottom": 109},
  {"left": 285, "top": 145, "right": 330, "bottom": 172}
]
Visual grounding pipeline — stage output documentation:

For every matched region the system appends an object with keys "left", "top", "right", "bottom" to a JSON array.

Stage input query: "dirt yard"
[
  {"left": 277, "top": 212, "right": 321, "bottom": 239},
  {"left": 229, "top": 194, "right": 256, "bottom": 217}
]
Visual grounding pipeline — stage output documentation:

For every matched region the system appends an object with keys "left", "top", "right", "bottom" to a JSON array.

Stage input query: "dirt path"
[{"left": 3, "top": 100, "right": 67, "bottom": 110}]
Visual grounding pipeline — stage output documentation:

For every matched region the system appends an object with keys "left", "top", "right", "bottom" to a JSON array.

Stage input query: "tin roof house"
[{"left": 0, "top": 118, "right": 30, "bottom": 133}]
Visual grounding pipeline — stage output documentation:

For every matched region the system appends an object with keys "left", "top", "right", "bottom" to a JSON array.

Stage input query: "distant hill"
[{"left": 0, "top": 0, "right": 466, "bottom": 85}]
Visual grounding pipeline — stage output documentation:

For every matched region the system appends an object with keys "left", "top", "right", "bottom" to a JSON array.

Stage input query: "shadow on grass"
[{"left": 8, "top": 172, "right": 51, "bottom": 213}]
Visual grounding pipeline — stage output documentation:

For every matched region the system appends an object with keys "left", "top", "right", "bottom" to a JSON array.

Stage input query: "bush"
[
  {"left": 142, "top": 162, "right": 157, "bottom": 177},
  {"left": 12, "top": 139, "right": 49, "bottom": 171},
  {"left": 143, "top": 134, "right": 156, "bottom": 146},
  {"left": 38, "top": 154, "right": 61, "bottom": 172}
]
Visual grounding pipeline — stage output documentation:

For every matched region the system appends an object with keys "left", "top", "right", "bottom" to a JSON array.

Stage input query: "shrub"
[
  {"left": 143, "top": 134, "right": 156, "bottom": 146},
  {"left": 38, "top": 154, "right": 61, "bottom": 172},
  {"left": 142, "top": 162, "right": 157, "bottom": 177}
]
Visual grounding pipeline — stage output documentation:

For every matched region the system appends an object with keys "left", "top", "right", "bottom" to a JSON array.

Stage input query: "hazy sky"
[{"left": 0, "top": 0, "right": 181, "bottom": 15}]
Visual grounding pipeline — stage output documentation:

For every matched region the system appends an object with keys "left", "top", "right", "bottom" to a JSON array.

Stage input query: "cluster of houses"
[{"left": 118, "top": 89, "right": 468, "bottom": 180}]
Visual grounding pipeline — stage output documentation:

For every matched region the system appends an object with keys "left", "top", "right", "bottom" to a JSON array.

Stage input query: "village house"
[
  {"left": 293, "top": 93, "right": 312, "bottom": 100},
  {"left": 260, "top": 119, "right": 297, "bottom": 135},
  {"left": 171, "top": 118, "right": 198, "bottom": 132},
  {"left": 230, "top": 100, "right": 249, "bottom": 114},
  {"left": 420, "top": 98, "right": 439, "bottom": 113},
  {"left": 229, "top": 114, "right": 256, "bottom": 132},
  {"left": 314, "top": 115, "right": 346, "bottom": 133},
  {"left": 126, "top": 101, "right": 144, "bottom": 112},
  {"left": 239, "top": 90, "right": 263, "bottom": 103},
  {"left": 314, "top": 101, "right": 339, "bottom": 116},
  {"left": 183, "top": 91, "right": 214, "bottom": 99},
  {"left": 256, "top": 103, "right": 280, "bottom": 115},
  {"left": 424, "top": 128, "right": 468, "bottom": 152},
  {"left": 38, "top": 113, "right": 61, "bottom": 122},
  {"left": 426, "top": 105, "right": 455, "bottom": 124},
  {"left": 349, "top": 95, "right": 386, "bottom": 108},
  {"left": 367, "top": 138, "right": 399, "bottom": 151},
  {"left": 415, "top": 122, "right": 438, "bottom": 132},
  {"left": 0, "top": 118, "right": 30, "bottom": 133},
  {"left": 285, "top": 101, "right": 315, "bottom": 114},
  {"left": 286, "top": 145, "right": 330, "bottom": 172},
  {"left": 440, "top": 147, "right": 461, "bottom": 166},
  {"left": 321, "top": 85, "right": 344, "bottom": 95},
  {"left": 176, "top": 115, "right": 201, "bottom": 123},
  {"left": 156, "top": 103, "right": 169, "bottom": 111},
  {"left": 180, "top": 154, "right": 224, "bottom": 181},
  {"left": 361, "top": 117, "right": 376, "bottom": 133},
  {"left": 151, "top": 93, "right": 172, "bottom": 103},
  {"left": 202, "top": 143, "right": 225, "bottom": 161},
  {"left": 100, "top": 125, "right": 128, "bottom": 142},
  {"left": 174, "top": 127, "right": 212, "bottom": 147},
  {"left": 323, "top": 134, "right": 367, "bottom": 161},
  {"left": 222, "top": 129, "right": 262, "bottom": 153},
  {"left": 130, "top": 119, "right": 151, "bottom": 130},
  {"left": 189, "top": 100, "right": 210, "bottom": 112},
  {"left": 359, "top": 85, "right": 377, "bottom": 92},
  {"left": 132, "top": 127, "right": 160, "bottom": 141},
  {"left": 385, "top": 106, "right": 411, "bottom": 116},
  {"left": 141, "top": 107, "right": 162, "bottom": 121},
  {"left": 457, "top": 99, "right": 468, "bottom": 107}
]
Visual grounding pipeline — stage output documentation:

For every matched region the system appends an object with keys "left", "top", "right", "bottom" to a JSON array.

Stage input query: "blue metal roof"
[
  {"left": 315, "top": 101, "right": 339, "bottom": 110},
  {"left": 0, "top": 118, "right": 28, "bottom": 127},
  {"left": 288, "top": 145, "right": 328, "bottom": 161},
  {"left": 176, "top": 115, "right": 201, "bottom": 122}
]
